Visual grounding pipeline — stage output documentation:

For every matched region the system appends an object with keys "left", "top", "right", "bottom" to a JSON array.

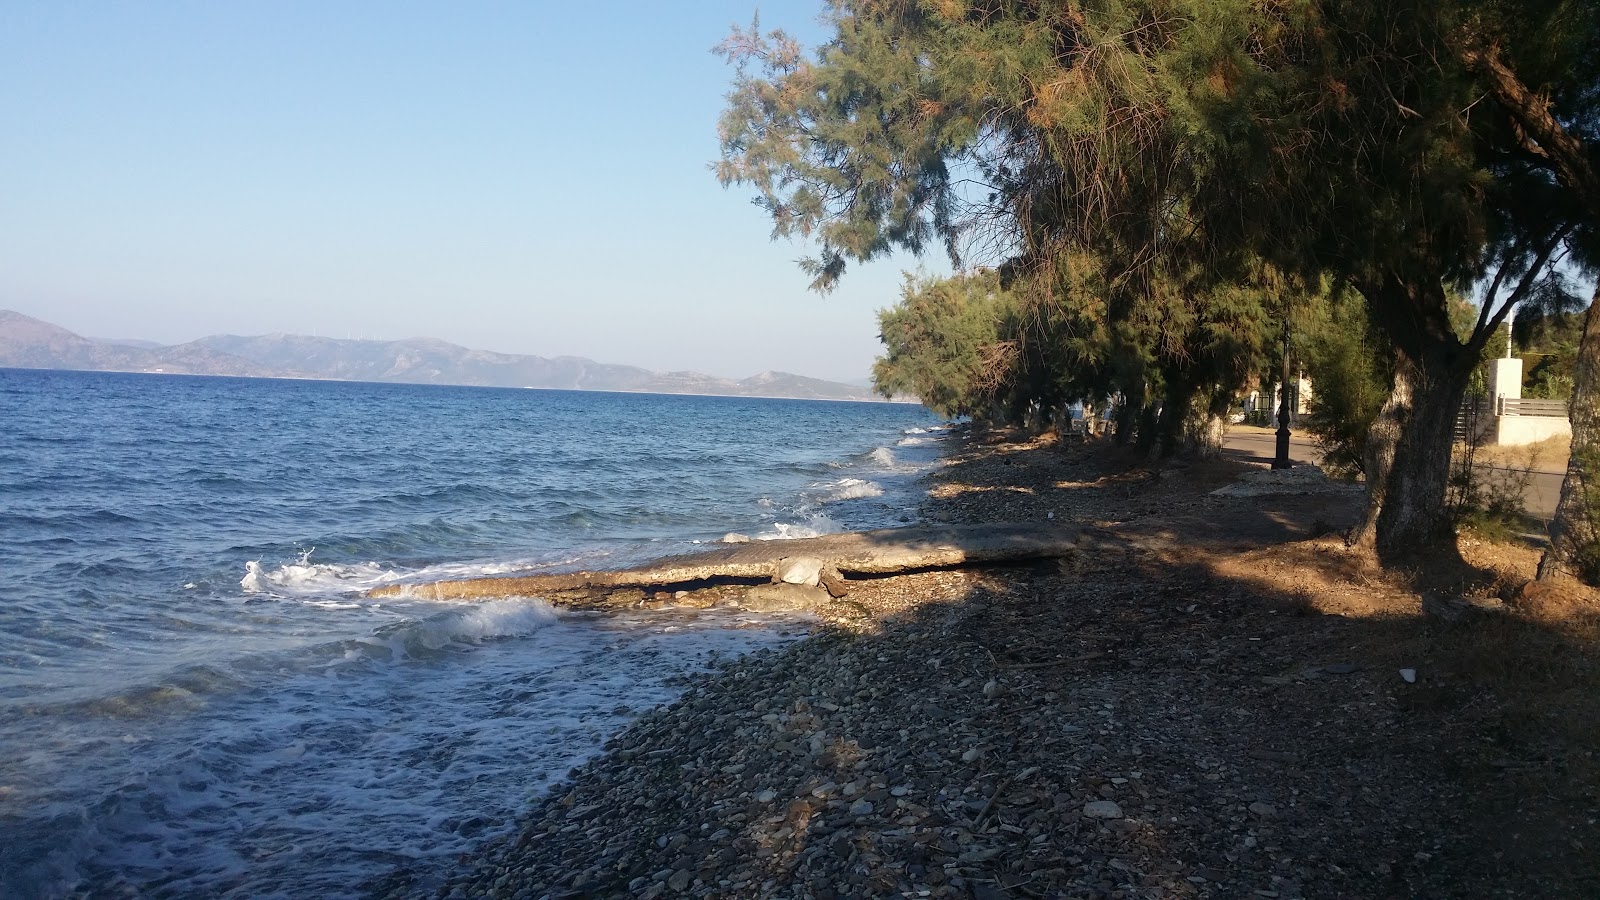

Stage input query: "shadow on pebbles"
[{"left": 368, "top": 436, "right": 1548, "bottom": 899}]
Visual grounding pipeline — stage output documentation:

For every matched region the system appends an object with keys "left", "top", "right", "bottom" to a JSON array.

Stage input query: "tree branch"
[{"left": 1459, "top": 39, "right": 1600, "bottom": 215}]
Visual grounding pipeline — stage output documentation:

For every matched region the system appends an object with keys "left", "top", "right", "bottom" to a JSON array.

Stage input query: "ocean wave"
[
  {"left": 756, "top": 515, "right": 845, "bottom": 540},
  {"left": 813, "top": 477, "right": 884, "bottom": 503},
  {"left": 240, "top": 556, "right": 395, "bottom": 597},
  {"left": 367, "top": 599, "right": 560, "bottom": 658}
]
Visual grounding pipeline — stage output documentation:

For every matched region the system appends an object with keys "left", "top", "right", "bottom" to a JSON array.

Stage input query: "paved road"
[
  {"left": 1220, "top": 427, "right": 1321, "bottom": 468},
  {"left": 1221, "top": 426, "right": 1567, "bottom": 521}
]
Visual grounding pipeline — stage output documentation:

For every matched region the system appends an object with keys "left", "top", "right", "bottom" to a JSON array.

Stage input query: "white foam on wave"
[
  {"left": 240, "top": 557, "right": 393, "bottom": 597},
  {"left": 869, "top": 446, "right": 897, "bottom": 467},
  {"left": 757, "top": 515, "right": 845, "bottom": 540},
  {"left": 816, "top": 477, "right": 884, "bottom": 503},
  {"left": 240, "top": 550, "right": 613, "bottom": 601},
  {"left": 375, "top": 599, "right": 561, "bottom": 657}
]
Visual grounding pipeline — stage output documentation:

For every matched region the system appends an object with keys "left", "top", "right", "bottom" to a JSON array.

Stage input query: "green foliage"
[
  {"left": 872, "top": 264, "right": 1114, "bottom": 425},
  {"left": 871, "top": 272, "right": 1013, "bottom": 419},
  {"left": 1516, "top": 308, "right": 1586, "bottom": 400},
  {"left": 1301, "top": 287, "right": 1391, "bottom": 477},
  {"left": 717, "top": 0, "right": 1599, "bottom": 553}
]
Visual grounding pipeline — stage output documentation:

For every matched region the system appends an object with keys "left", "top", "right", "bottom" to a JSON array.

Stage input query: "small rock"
[
  {"left": 755, "top": 789, "right": 777, "bottom": 803},
  {"left": 1399, "top": 668, "right": 1417, "bottom": 684},
  {"left": 961, "top": 747, "right": 984, "bottom": 763},
  {"left": 849, "top": 799, "right": 874, "bottom": 817},
  {"left": 1249, "top": 801, "right": 1277, "bottom": 818},
  {"left": 1083, "top": 800, "right": 1123, "bottom": 819},
  {"left": 819, "top": 566, "right": 850, "bottom": 598},
  {"left": 982, "top": 679, "right": 1003, "bottom": 699},
  {"left": 667, "top": 869, "right": 692, "bottom": 891}
]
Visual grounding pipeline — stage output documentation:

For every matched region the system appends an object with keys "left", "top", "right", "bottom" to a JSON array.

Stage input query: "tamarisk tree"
[
  {"left": 1451, "top": 1, "right": 1600, "bottom": 581},
  {"left": 717, "top": 0, "right": 1588, "bottom": 564}
]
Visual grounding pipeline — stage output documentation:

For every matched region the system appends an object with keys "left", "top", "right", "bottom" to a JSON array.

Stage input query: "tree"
[
  {"left": 1438, "top": 2, "right": 1600, "bottom": 581},
  {"left": 1301, "top": 286, "right": 1392, "bottom": 477},
  {"left": 871, "top": 271, "right": 1018, "bottom": 420},
  {"left": 717, "top": 0, "right": 1583, "bottom": 563}
]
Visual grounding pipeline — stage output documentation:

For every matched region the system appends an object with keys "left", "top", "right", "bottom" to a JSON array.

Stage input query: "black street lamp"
[
  {"left": 1273, "top": 313, "right": 1299, "bottom": 464},
  {"left": 1273, "top": 316, "right": 1293, "bottom": 470}
]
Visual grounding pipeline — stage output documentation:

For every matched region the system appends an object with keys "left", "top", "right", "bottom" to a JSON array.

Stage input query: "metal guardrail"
[
  {"left": 1455, "top": 396, "right": 1486, "bottom": 441},
  {"left": 1498, "top": 397, "right": 1569, "bottom": 418}
]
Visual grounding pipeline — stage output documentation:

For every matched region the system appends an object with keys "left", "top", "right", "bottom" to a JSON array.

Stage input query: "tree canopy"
[{"left": 719, "top": 0, "right": 1600, "bottom": 563}]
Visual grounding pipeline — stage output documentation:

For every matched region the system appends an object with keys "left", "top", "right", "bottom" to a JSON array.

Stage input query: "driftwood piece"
[{"left": 366, "top": 523, "right": 1088, "bottom": 603}]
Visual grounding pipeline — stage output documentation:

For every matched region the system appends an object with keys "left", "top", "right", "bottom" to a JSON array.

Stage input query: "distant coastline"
[
  {"left": 0, "top": 365, "right": 925, "bottom": 406},
  {"left": 0, "top": 310, "right": 917, "bottom": 404}
]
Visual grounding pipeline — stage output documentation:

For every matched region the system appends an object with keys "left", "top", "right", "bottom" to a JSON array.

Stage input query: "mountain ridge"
[{"left": 0, "top": 310, "right": 891, "bottom": 402}]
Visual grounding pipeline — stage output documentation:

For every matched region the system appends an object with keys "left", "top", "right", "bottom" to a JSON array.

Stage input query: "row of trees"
[
  {"left": 869, "top": 266, "right": 1283, "bottom": 456},
  {"left": 717, "top": 0, "right": 1600, "bottom": 579}
]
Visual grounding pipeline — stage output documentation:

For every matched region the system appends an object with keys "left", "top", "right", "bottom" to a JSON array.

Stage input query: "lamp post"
[{"left": 1273, "top": 316, "right": 1293, "bottom": 469}]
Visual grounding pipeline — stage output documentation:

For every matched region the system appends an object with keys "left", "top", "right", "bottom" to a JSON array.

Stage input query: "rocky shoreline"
[{"left": 371, "top": 430, "right": 1599, "bottom": 899}]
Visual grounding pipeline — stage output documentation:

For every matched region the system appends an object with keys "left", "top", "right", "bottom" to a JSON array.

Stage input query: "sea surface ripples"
[{"left": 0, "top": 368, "right": 945, "bottom": 898}]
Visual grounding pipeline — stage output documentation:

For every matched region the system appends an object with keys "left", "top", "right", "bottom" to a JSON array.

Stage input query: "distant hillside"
[{"left": 0, "top": 310, "right": 889, "bottom": 401}]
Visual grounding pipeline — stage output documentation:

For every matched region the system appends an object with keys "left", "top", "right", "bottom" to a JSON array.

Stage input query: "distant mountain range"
[{"left": 0, "top": 310, "right": 892, "bottom": 402}]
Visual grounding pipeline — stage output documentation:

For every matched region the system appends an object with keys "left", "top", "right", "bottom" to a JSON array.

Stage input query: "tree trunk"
[
  {"left": 1187, "top": 387, "right": 1234, "bottom": 459},
  {"left": 1114, "top": 399, "right": 1136, "bottom": 445},
  {"left": 1348, "top": 362, "right": 1407, "bottom": 547},
  {"left": 1539, "top": 289, "right": 1600, "bottom": 582},
  {"left": 1155, "top": 377, "right": 1197, "bottom": 459},
  {"left": 1350, "top": 275, "right": 1475, "bottom": 563},
  {"left": 1369, "top": 351, "right": 1470, "bottom": 562}
]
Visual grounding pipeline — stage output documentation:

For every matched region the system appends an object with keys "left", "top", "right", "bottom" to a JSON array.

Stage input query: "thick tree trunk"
[
  {"left": 1178, "top": 386, "right": 1230, "bottom": 459},
  {"left": 1539, "top": 290, "right": 1600, "bottom": 582},
  {"left": 1348, "top": 364, "right": 1407, "bottom": 547},
  {"left": 1351, "top": 275, "right": 1475, "bottom": 563},
  {"left": 1155, "top": 377, "right": 1197, "bottom": 459},
  {"left": 1113, "top": 400, "right": 1136, "bottom": 445},
  {"left": 1370, "top": 351, "right": 1469, "bottom": 562}
]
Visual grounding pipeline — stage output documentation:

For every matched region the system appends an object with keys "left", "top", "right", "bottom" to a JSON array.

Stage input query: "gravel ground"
[{"left": 371, "top": 428, "right": 1599, "bottom": 899}]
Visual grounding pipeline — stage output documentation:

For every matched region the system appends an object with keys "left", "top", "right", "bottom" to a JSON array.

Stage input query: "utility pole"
[{"left": 1273, "top": 315, "right": 1293, "bottom": 469}]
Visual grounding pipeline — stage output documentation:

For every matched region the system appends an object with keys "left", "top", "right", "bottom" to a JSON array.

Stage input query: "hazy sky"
[{"left": 0, "top": 2, "right": 948, "bottom": 383}]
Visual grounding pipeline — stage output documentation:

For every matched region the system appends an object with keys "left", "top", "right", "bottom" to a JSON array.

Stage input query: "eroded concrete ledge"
[{"left": 365, "top": 523, "right": 1088, "bottom": 603}]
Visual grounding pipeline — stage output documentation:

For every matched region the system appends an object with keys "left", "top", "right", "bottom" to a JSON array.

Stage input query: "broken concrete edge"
[{"left": 365, "top": 523, "right": 1094, "bottom": 604}]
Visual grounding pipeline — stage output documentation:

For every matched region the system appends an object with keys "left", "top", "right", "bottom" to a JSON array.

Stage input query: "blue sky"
[{"left": 0, "top": 2, "right": 945, "bottom": 382}]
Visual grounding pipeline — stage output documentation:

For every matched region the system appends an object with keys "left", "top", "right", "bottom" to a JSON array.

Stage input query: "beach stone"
[
  {"left": 819, "top": 566, "right": 849, "bottom": 598},
  {"left": 667, "top": 869, "right": 692, "bottom": 891},
  {"left": 741, "top": 582, "right": 829, "bottom": 612},
  {"left": 776, "top": 556, "right": 826, "bottom": 586},
  {"left": 1083, "top": 800, "right": 1124, "bottom": 819}
]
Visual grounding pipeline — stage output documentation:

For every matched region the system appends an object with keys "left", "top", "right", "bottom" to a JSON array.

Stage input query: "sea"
[{"left": 0, "top": 368, "right": 947, "bottom": 898}]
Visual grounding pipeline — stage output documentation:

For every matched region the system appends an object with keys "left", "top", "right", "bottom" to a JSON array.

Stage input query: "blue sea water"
[{"left": 0, "top": 368, "right": 946, "bottom": 898}]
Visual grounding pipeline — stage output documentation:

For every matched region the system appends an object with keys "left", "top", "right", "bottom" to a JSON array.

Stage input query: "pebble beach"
[{"left": 372, "top": 429, "right": 1600, "bottom": 899}]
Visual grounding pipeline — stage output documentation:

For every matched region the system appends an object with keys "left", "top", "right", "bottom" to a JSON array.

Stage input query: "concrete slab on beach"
[{"left": 366, "top": 523, "right": 1087, "bottom": 602}]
